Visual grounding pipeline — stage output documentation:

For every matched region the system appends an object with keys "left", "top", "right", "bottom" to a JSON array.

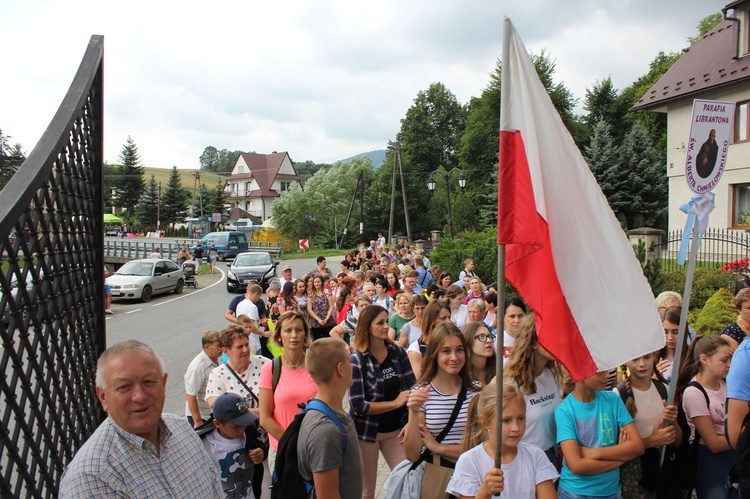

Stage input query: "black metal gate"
[
  {"left": 0, "top": 36, "right": 105, "bottom": 498},
  {"left": 654, "top": 228, "right": 750, "bottom": 272}
]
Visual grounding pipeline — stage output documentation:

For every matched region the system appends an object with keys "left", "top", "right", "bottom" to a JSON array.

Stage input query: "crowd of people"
[{"left": 59, "top": 239, "right": 750, "bottom": 499}]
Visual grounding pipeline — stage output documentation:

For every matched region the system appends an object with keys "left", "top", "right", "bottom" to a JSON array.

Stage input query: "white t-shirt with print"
[
  {"left": 204, "top": 356, "right": 268, "bottom": 408},
  {"left": 520, "top": 368, "right": 563, "bottom": 451}
]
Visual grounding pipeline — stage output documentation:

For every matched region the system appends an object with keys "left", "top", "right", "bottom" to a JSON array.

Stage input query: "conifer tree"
[{"left": 114, "top": 136, "right": 145, "bottom": 211}]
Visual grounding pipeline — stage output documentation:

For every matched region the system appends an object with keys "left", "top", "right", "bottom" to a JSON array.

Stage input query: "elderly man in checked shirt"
[{"left": 58, "top": 340, "right": 222, "bottom": 497}]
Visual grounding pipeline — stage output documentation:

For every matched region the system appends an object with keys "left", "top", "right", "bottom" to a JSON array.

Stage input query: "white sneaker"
[{"left": 105, "top": 309, "right": 113, "bottom": 315}]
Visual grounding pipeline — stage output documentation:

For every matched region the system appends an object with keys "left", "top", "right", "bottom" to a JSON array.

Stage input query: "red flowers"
[{"left": 722, "top": 257, "right": 750, "bottom": 272}]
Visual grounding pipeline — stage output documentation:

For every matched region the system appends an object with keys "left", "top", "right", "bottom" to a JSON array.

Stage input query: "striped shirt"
[
  {"left": 58, "top": 413, "right": 222, "bottom": 498},
  {"left": 420, "top": 383, "right": 476, "bottom": 445}
]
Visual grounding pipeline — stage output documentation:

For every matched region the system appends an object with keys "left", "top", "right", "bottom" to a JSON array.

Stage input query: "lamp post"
[
  {"left": 157, "top": 182, "right": 161, "bottom": 233},
  {"left": 427, "top": 168, "right": 466, "bottom": 238}
]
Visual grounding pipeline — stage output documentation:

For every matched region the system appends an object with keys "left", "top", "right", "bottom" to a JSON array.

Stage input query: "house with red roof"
[
  {"left": 633, "top": 1, "right": 750, "bottom": 231},
  {"left": 225, "top": 151, "right": 302, "bottom": 221}
]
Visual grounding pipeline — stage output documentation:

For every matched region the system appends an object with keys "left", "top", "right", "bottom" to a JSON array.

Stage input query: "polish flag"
[{"left": 498, "top": 18, "right": 664, "bottom": 381}]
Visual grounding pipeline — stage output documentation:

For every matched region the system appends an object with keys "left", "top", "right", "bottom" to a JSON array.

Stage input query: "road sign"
[{"left": 299, "top": 239, "right": 309, "bottom": 250}]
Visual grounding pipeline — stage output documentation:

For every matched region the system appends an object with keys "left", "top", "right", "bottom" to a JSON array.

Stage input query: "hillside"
[
  {"left": 141, "top": 167, "right": 228, "bottom": 189},
  {"left": 337, "top": 149, "right": 387, "bottom": 168}
]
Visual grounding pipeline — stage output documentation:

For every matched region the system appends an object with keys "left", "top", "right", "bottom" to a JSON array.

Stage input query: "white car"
[{"left": 108, "top": 259, "right": 184, "bottom": 302}]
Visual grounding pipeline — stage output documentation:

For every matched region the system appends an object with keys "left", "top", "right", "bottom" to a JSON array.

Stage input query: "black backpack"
[
  {"left": 660, "top": 381, "right": 709, "bottom": 498},
  {"left": 732, "top": 401, "right": 750, "bottom": 497},
  {"left": 271, "top": 399, "right": 347, "bottom": 499}
]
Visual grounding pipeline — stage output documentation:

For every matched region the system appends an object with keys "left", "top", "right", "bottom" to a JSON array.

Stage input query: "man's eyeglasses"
[{"left": 476, "top": 333, "right": 495, "bottom": 343}]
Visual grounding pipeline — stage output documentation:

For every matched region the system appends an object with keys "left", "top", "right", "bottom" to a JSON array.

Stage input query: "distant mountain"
[{"left": 338, "top": 149, "right": 387, "bottom": 168}]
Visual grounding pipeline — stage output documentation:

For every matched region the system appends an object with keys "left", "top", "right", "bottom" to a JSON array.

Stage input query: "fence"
[
  {"left": 654, "top": 228, "right": 750, "bottom": 273},
  {"left": 0, "top": 36, "right": 105, "bottom": 498},
  {"left": 103, "top": 238, "right": 283, "bottom": 264}
]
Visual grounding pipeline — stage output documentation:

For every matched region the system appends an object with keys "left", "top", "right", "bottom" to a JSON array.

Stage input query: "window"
[
  {"left": 733, "top": 184, "right": 750, "bottom": 227},
  {"left": 735, "top": 101, "right": 749, "bottom": 142},
  {"left": 280, "top": 181, "right": 290, "bottom": 191},
  {"left": 238, "top": 165, "right": 244, "bottom": 174}
]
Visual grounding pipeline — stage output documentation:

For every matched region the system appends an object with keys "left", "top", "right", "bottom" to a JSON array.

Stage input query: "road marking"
[
  {"left": 126, "top": 309, "right": 142, "bottom": 314},
  {"left": 152, "top": 268, "right": 226, "bottom": 307}
]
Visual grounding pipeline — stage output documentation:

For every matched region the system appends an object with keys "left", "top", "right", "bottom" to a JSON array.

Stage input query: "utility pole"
[
  {"left": 397, "top": 146, "right": 412, "bottom": 242},
  {"left": 387, "top": 141, "right": 398, "bottom": 245},
  {"left": 157, "top": 182, "right": 161, "bottom": 232}
]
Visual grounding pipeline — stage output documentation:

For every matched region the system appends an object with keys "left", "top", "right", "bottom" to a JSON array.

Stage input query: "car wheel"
[
  {"left": 217, "top": 253, "right": 225, "bottom": 262},
  {"left": 174, "top": 279, "right": 184, "bottom": 294},
  {"left": 141, "top": 285, "right": 153, "bottom": 302}
]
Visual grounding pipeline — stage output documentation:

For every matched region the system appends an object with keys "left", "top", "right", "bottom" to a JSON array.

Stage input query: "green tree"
[
  {"left": 689, "top": 12, "right": 723, "bottom": 44},
  {"left": 396, "top": 83, "right": 467, "bottom": 235},
  {"left": 161, "top": 166, "right": 189, "bottom": 226},
  {"left": 585, "top": 121, "right": 619, "bottom": 188},
  {"left": 138, "top": 174, "right": 160, "bottom": 229},
  {"left": 272, "top": 157, "right": 376, "bottom": 247},
  {"left": 205, "top": 179, "right": 229, "bottom": 219},
  {"left": 199, "top": 146, "right": 241, "bottom": 173},
  {"left": 0, "top": 129, "right": 25, "bottom": 189},
  {"left": 114, "top": 136, "right": 145, "bottom": 211}
]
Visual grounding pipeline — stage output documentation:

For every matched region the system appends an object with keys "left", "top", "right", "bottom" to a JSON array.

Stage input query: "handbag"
[
  {"left": 384, "top": 386, "right": 467, "bottom": 499},
  {"left": 224, "top": 362, "right": 270, "bottom": 455}
]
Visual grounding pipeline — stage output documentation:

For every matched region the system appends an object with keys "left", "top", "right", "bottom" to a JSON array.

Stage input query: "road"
[{"left": 104, "top": 254, "right": 333, "bottom": 415}]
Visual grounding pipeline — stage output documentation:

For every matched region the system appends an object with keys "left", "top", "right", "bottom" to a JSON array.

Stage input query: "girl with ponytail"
[
  {"left": 613, "top": 353, "right": 681, "bottom": 498},
  {"left": 447, "top": 382, "right": 558, "bottom": 498},
  {"left": 675, "top": 334, "right": 734, "bottom": 498}
]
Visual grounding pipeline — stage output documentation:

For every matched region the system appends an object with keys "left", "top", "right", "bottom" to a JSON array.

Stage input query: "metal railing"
[
  {"left": 103, "top": 239, "right": 283, "bottom": 262},
  {"left": 655, "top": 228, "right": 750, "bottom": 272},
  {"left": 0, "top": 36, "right": 105, "bottom": 498}
]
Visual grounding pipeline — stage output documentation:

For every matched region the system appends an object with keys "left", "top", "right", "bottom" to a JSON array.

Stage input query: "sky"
[{"left": 0, "top": 0, "right": 724, "bottom": 169}]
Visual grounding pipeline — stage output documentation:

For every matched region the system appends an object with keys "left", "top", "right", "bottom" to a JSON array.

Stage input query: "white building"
[
  {"left": 225, "top": 151, "right": 303, "bottom": 222},
  {"left": 633, "top": 0, "right": 750, "bottom": 232}
]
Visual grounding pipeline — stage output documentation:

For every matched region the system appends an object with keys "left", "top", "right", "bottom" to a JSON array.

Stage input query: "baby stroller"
[{"left": 183, "top": 261, "right": 199, "bottom": 289}]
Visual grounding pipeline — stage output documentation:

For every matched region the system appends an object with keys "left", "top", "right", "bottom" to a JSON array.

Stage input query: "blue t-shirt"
[
  {"left": 728, "top": 338, "right": 750, "bottom": 401},
  {"left": 555, "top": 390, "right": 633, "bottom": 497}
]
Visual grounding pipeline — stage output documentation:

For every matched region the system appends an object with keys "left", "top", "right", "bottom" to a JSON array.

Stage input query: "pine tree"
[
  {"left": 205, "top": 179, "right": 228, "bottom": 219},
  {"left": 161, "top": 166, "right": 189, "bottom": 226},
  {"left": 138, "top": 175, "right": 160, "bottom": 230},
  {"left": 585, "top": 121, "right": 619, "bottom": 189},
  {"left": 0, "top": 129, "right": 25, "bottom": 190},
  {"left": 115, "top": 136, "right": 145, "bottom": 211}
]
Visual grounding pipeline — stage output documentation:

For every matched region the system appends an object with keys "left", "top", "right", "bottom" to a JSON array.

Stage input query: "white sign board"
[
  {"left": 211, "top": 212, "right": 222, "bottom": 223},
  {"left": 684, "top": 99, "right": 736, "bottom": 194}
]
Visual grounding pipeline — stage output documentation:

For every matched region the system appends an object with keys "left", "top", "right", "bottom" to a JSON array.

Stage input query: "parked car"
[
  {"left": 198, "top": 231, "right": 248, "bottom": 261},
  {"left": 108, "top": 259, "right": 184, "bottom": 302},
  {"left": 2, "top": 270, "right": 43, "bottom": 325},
  {"left": 226, "top": 251, "right": 278, "bottom": 293}
]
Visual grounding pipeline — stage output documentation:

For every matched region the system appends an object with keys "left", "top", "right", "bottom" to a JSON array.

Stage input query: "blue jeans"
[
  {"left": 558, "top": 490, "right": 622, "bottom": 499},
  {"left": 695, "top": 445, "right": 735, "bottom": 499}
]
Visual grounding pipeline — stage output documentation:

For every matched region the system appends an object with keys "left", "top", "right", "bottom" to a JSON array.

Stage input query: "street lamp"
[{"left": 427, "top": 168, "right": 466, "bottom": 238}]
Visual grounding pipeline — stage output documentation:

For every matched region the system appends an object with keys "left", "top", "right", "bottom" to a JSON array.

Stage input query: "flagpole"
[
  {"left": 495, "top": 17, "right": 512, "bottom": 476},
  {"left": 660, "top": 222, "right": 699, "bottom": 466}
]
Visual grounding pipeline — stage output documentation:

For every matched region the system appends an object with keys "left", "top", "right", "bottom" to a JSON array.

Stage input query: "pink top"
[
  {"left": 682, "top": 378, "right": 727, "bottom": 445},
  {"left": 259, "top": 360, "right": 318, "bottom": 450}
]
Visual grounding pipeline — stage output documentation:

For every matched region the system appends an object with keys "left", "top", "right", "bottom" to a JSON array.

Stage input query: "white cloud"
[{"left": 0, "top": 0, "right": 726, "bottom": 168}]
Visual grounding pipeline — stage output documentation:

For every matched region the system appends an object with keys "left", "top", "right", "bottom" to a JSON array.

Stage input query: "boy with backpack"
[
  {"left": 202, "top": 393, "right": 260, "bottom": 499},
  {"left": 272, "top": 338, "right": 362, "bottom": 498}
]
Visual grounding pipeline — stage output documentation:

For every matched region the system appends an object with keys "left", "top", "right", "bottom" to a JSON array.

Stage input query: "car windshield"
[
  {"left": 235, "top": 254, "right": 271, "bottom": 266},
  {"left": 116, "top": 261, "right": 154, "bottom": 276}
]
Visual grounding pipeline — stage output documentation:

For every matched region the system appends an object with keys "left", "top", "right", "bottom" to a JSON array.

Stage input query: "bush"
[
  {"left": 429, "top": 229, "right": 498, "bottom": 283},
  {"left": 655, "top": 266, "right": 736, "bottom": 311},
  {"left": 693, "top": 288, "right": 735, "bottom": 335}
]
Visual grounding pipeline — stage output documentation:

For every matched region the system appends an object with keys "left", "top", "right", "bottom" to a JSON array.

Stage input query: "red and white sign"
[
  {"left": 684, "top": 99, "right": 735, "bottom": 194},
  {"left": 299, "top": 239, "right": 309, "bottom": 250}
]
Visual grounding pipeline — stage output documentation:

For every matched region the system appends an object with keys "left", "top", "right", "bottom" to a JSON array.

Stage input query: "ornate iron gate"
[{"left": 0, "top": 36, "right": 105, "bottom": 498}]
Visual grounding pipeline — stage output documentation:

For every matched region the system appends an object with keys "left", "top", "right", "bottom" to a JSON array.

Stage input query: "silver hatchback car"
[{"left": 108, "top": 259, "right": 184, "bottom": 302}]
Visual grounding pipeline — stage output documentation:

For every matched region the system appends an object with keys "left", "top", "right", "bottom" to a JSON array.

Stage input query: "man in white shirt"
[
  {"left": 279, "top": 265, "right": 294, "bottom": 287},
  {"left": 184, "top": 330, "right": 222, "bottom": 428}
]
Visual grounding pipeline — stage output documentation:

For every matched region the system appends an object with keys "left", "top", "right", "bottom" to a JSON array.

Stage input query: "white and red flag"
[{"left": 498, "top": 18, "right": 664, "bottom": 381}]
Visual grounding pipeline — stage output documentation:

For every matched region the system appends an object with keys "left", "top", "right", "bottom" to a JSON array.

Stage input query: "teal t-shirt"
[{"left": 554, "top": 389, "right": 633, "bottom": 496}]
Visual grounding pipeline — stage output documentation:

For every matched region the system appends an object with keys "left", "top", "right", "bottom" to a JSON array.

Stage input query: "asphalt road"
[{"left": 104, "top": 254, "right": 336, "bottom": 416}]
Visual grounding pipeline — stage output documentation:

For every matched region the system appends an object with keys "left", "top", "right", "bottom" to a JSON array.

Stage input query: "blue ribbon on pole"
[{"left": 676, "top": 192, "right": 715, "bottom": 265}]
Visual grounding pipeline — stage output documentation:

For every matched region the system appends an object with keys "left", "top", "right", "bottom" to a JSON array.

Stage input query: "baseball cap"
[
  {"left": 282, "top": 265, "right": 292, "bottom": 271},
  {"left": 212, "top": 393, "right": 259, "bottom": 426}
]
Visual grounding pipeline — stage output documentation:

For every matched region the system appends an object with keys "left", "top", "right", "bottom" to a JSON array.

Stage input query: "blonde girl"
[
  {"left": 614, "top": 353, "right": 681, "bottom": 498},
  {"left": 388, "top": 291, "right": 415, "bottom": 344},
  {"left": 675, "top": 334, "right": 734, "bottom": 498},
  {"left": 461, "top": 321, "right": 497, "bottom": 386},
  {"left": 505, "top": 315, "right": 566, "bottom": 467},
  {"left": 447, "top": 382, "right": 558, "bottom": 498}
]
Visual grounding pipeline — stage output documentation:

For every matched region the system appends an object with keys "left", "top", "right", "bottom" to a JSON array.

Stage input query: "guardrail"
[{"left": 103, "top": 239, "right": 282, "bottom": 263}]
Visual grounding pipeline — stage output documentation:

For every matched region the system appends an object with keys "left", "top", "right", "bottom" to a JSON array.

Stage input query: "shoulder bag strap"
[
  {"left": 305, "top": 399, "right": 347, "bottom": 453},
  {"left": 224, "top": 362, "right": 259, "bottom": 404},
  {"left": 409, "top": 385, "right": 468, "bottom": 471},
  {"left": 272, "top": 356, "right": 282, "bottom": 392},
  {"left": 686, "top": 380, "right": 710, "bottom": 448}
]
